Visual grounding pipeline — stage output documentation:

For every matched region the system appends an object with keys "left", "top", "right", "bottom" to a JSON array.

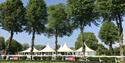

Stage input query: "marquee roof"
[
  {"left": 21, "top": 47, "right": 39, "bottom": 52},
  {"left": 76, "top": 43, "right": 95, "bottom": 52},
  {"left": 58, "top": 43, "right": 73, "bottom": 52},
  {"left": 39, "top": 44, "right": 55, "bottom": 52}
]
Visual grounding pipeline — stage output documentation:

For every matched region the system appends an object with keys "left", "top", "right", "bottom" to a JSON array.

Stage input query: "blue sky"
[{"left": 0, "top": 0, "right": 125, "bottom": 48}]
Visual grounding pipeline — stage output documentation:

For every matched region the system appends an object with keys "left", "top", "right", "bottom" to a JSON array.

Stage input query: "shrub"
[
  {"left": 57, "top": 56, "right": 63, "bottom": 60},
  {"left": 87, "top": 57, "right": 99, "bottom": 61},
  {"left": 33, "top": 56, "right": 41, "bottom": 60},
  {"left": 42, "top": 56, "right": 52, "bottom": 61},
  {"left": 19, "top": 56, "right": 27, "bottom": 60}
]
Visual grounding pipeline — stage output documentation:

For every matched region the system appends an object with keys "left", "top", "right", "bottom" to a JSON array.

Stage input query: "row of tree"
[
  {"left": 0, "top": 0, "right": 125, "bottom": 62},
  {"left": 0, "top": 36, "right": 46, "bottom": 54}
]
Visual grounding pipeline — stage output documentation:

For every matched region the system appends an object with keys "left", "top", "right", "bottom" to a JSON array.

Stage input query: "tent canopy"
[
  {"left": 76, "top": 43, "right": 95, "bottom": 52},
  {"left": 21, "top": 47, "right": 39, "bottom": 52},
  {"left": 39, "top": 44, "right": 55, "bottom": 52},
  {"left": 58, "top": 43, "right": 73, "bottom": 52}
]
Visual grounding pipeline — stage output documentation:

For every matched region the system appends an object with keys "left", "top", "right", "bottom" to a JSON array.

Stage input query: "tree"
[
  {"left": 46, "top": 4, "right": 73, "bottom": 59},
  {"left": 22, "top": 43, "right": 29, "bottom": 50},
  {"left": 99, "top": 21, "right": 118, "bottom": 55},
  {"left": 0, "top": 36, "right": 5, "bottom": 50},
  {"left": 114, "top": 46, "right": 125, "bottom": 56},
  {"left": 67, "top": 0, "right": 98, "bottom": 57},
  {"left": 5, "top": 39, "right": 23, "bottom": 54},
  {"left": 34, "top": 45, "right": 45, "bottom": 50},
  {"left": 25, "top": 0, "right": 47, "bottom": 60},
  {"left": 96, "top": 44, "right": 109, "bottom": 55},
  {"left": 0, "top": 0, "right": 25, "bottom": 55},
  {"left": 95, "top": 0, "right": 125, "bottom": 62},
  {"left": 75, "top": 32, "right": 98, "bottom": 50}
]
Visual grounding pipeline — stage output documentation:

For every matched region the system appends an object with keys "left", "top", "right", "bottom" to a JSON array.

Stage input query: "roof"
[
  {"left": 21, "top": 47, "right": 39, "bottom": 52},
  {"left": 39, "top": 44, "right": 55, "bottom": 52},
  {"left": 76, "top": 43, "right": 95, "bottom": 52},
  {"left": 58, "top": 43, "right": 73, "bottom": 52}
]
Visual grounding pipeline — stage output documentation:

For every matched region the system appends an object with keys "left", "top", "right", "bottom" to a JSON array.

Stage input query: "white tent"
[
  {"left": 39, "top": 44, "right": 55, "bottom": 52},
  {"left": 58, "top": 43, "right": 73, "bottom": 52},
  {"left": 75, "top": 43, "right": 96, "bottom": 56},
  {"left": 21, "top": 47, "right": 39, "bottom": 52}
]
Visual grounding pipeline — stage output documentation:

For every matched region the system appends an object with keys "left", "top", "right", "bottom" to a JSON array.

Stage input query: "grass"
[
  {"left": 0, "top": 61, "right": 71, "bottom": 63},
  {"left": 0, "top": 61, "right": 101, "bottom": 63}
]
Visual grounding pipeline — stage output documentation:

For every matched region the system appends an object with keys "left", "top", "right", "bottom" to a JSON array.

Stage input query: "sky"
[{"left": 0, "top": 0, "right": 125, "bottom": 48}]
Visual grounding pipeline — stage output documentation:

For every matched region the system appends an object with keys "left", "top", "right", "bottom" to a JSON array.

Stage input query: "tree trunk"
[
  {"left": 80, "top": 23, "right": 85, "bottom": 59},
  {"left": 31, "top": 29, "right": 35, "bottom": 60},
  {"left": 4, "top": 30, "right": 14, "bottom": 60},
  {"left": 55, "top": 29, "right": 58, "bottom": 60},
  {"left": 116, "top": 13, "right": 124, "bottom": 63},
  {"left": 109, "top": 42, "right": 113, "bottom": 55}
]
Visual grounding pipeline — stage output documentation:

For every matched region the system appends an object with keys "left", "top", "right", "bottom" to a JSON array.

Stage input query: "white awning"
[
  {"left": 21, "top": 47, "right": 39, "bottom": 52},
  {"left": 58, "top": 43, "right": 73, "bottom": 52},
  {"left": 76, "top": 43, "right": 95, "bottom": 52},
  {"left": 39, "top": 44, "right": 55, "bottom": 52}
]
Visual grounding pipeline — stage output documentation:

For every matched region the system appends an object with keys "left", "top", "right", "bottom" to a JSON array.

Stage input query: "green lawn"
[
  {"left": 0, "top": 61, "right": 101, "bottom": 63},
  {"left": 0, "top": 61, "right": 71, "bottom": 63}
]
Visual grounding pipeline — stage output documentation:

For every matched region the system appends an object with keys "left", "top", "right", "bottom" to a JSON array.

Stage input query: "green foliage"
[
  {"left": 0, "top": 0, "right": 25, "bottom": 55},
  {"left": 42, "top": 56, "right": 52, "bottom": 61},
  {"left": 6, "top": 39, "right": 23, "bottom": 54},
  {"left": 114, "top": 45, "right": 125, "bottom": 55},
  {"left": 96, "top": 44, "right": 109, "bottom": 55},
  {"left": 33, "top": 56, "right": 41, "bottom": 60},
  {"left": 34, "top": 45, "right": 45, "bottom": 50},
  {"left": 95, "top": 0, "right": 125, "bottom": 20},
  {"left": 99, "top": 21, "right": 118, "bottom": 45},
  {"left": 22, "top": 43, "right": 29, "bottom": 50},
  {"left": 75, "top": 32, "right": 98, "bottom": 50},
  {"left": 0, "top": 36, "right": 5, "bottom": 50},
  {"left": 99, "top": 21, "right": 118, "bottom": 55},
  {"left": 95, "top": 0, "right": 125, "bottom": 60},
  {"left": 25, "top": 0, "right": 47, "bottom": 34},
  {"left": 0, "top": 0, "right": 25, "bottom": 32},
  {"left": 47, "top": 3, "right": 72, "bottom": 37},
  {"left": 67, "top": 0, "right": 98, "bottom": 28}
]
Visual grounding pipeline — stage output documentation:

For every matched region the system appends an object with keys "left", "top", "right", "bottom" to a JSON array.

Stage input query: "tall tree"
[
  {"left": 75, "top": 32, "right": 98, "bottom": 50},
  {"left": 25, "top": 0, "right": 47, "bottom": 60},
  {"left": 99, "top": 21, "right": 118, "bottom": 55},
  {"left": 95, "top": 0, "right": 125, "bottom": 62},
  {"left": 67, "top": 0, "right": 98, "bottom": 57},
  {"left": 0, "top": 36, "right": 5, "bottom": 50},
  {"left": 0, "top": 0, "right": 25, "bottom": 55},
  {"left": 6, "top": 39, "right": 23, "bottom": 54},
  {"left": 46, "top": 4, "right": 73, "bottom": 59}
]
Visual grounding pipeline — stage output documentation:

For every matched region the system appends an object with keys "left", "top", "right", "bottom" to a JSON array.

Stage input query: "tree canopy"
[
  {"left": 99, "top": 21, "right": 118, "bottom": 55},
  {"left": 67, "top": 0, "right": 98, "bottom": 28},
  {"left": 6, "top": 39, "right": 23, "bottom": 54},
  {"left": 99, "top": 21, "right": 118, "bottom": 45},
  {"left": 0, "top": 0, "right": 25, "bottom": 33},
  {"left": 25, "top": 0, "right": 47, "bottom": 34},
  {"left": 75, "top": 32, "right": 98, "bottom": 50},
  {"left": 47, "top": 3, "right": 72, "bottom": 37},
  {"left": 22, "top": 43, "right": 29, "bottom": 50},
  {"left": 0, "top": 36, "right": 5, "bottom": 50}
]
